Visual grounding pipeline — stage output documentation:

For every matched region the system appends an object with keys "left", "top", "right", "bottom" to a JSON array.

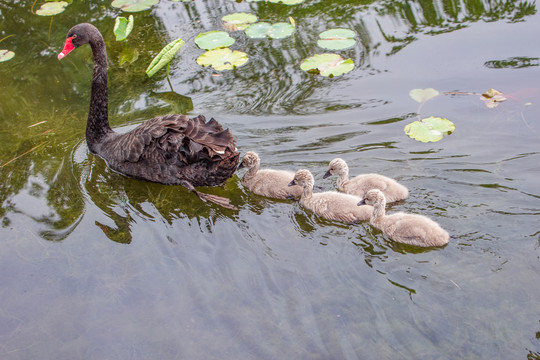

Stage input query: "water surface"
[{"left": 0, "top": 0, "right": 539, "bottom": 359}]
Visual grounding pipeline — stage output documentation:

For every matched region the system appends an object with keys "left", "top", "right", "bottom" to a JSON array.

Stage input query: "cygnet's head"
[
  {"left": 288, "top": 169, "right": 314, "bottom": 188},
  {"left": 323, "top": 158, "right": 348, "bottom": 179},
  {"left": 238, "top": 151, "right": 260, "bottom": 170},
  {"left": 357, "top": 189, "right": 385, "bottom": 206}
]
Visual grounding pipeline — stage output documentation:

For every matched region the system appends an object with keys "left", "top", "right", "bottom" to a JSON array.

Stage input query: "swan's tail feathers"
[
  {"left": 194, "top": 190, "right": 238, "bottom": 210},
  {"left": 179, "top": 180, "right": 237, "bottom": 210}
]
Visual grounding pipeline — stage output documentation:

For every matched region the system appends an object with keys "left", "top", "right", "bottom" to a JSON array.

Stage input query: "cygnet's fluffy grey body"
[
  {"left": 289, "top": 169, "right": 373, "bottom": 223},
  {"left": 324, "top": 158, "right": 408, "bottom": 203},
  {"left": 359, "top": 189, "right": 449, "bottom": 247},
  {"left": 238, "top": 151, "right": 302, "bottom": 199}
]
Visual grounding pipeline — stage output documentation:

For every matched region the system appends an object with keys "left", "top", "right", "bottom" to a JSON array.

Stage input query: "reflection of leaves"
[
  {"left": 35, "top": 1, "right": 68, "bottom": 16},
  {"left": 145, "top": 38, "right": 185, "bottom": 77},
  {"left": 317, "top": 28, "right": 356, "bottom": 50},
  {"left": 409, "top": 88, "right": 440, "bottom": 103},
  {"left": 114, "top": 15, "right": 134, "bottom": 41},
  {"left": 150, "top": 91, "right": 193, "bottom": 114},
  {"left": 111, "top": 0, "right": 159, "bottom": 12},
  {"left": 484, "top": 56, "right": 539, "bottom": 69},
  {"left": 0, "top": 49, "right": 15, "bottom": 62},
  {"left": 245, "top": 22, "right": 295, "bottom": 39},
  {"left": 194, "top": 31, "right": 235, "bottom": 50},
  {"left": 196, "top": 48, "right": 249, "bottom": 71},
  {"left": 404, "top": 116, "right": 455, "bottom": 142},
  {"left": 222, "top": 12, "right": 258, "bottom": 31},
  {"left": 300, "top": 53, "right": 354, "bottom": 77}
]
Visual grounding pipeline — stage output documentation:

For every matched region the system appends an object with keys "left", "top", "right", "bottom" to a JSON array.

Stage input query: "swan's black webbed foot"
[{"left": 179, "top": 180, "right": 237, "bottom": 210}]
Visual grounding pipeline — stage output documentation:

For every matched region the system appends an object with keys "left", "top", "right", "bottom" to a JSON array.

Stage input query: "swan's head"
[
  {"left": 58, "top": 23, "right": 99, "bottom": 60},
  {"left": 238, "top": 151, "right": 260, "bottom": 170},
  {"left": 358, "top": 189, "right": 385, "bottom": 206},
  {"left": 323, "top": 158, "right": 348, "bottom": 179},
  {"left": 288, "top": 169, "right": 314, "bottom": 189}
]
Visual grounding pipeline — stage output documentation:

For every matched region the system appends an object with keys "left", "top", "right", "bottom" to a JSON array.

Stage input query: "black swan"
[{"left": 58, "top": 23, "right": 240, "bottom": 209}]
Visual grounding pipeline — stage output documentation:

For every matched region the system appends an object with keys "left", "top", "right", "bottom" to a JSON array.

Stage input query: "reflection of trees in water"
[
  {"left": 374, "top": 0, "right": 536, "bottom": 54},
  {"left": 159, "top": 0, "right": 536, "bottom": 114}
]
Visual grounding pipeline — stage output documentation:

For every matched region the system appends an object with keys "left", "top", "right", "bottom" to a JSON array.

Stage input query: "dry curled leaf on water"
[{"left": 481, "top": 88, "right": 507, "bottom": 108}]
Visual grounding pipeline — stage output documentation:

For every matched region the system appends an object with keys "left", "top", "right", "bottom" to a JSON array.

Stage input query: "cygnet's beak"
[
  {"left": 357, "top": 198, "right": 366, "bottom": 206},
  {"left": 322, "top": 170, "right": 332, "bottom": 179},
  {"left": 288, "top": 180, "right": 296, "bottom": 187},
  {"left": 238, "top": 161, "right": 245, "bottom": 170}
]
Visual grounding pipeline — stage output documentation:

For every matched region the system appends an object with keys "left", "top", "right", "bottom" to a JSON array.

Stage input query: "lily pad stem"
[
  {"left": 0, "top": 35, "right": 15, "bottom": 44},
  {"left": 166, "top": 63, "right": 174, "bottom": 92}
]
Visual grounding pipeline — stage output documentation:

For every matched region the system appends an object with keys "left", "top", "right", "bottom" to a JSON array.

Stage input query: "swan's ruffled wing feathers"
[{"left": 111, "top": 114, "right": 236, "bottom": 164}]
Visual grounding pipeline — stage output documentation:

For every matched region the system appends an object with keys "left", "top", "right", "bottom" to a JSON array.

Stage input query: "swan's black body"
[{"left": 59, "top": 23, "right": 239, "bottom": 208}]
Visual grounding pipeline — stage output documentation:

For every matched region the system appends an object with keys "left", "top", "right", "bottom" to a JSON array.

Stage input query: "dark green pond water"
[{"left": 1, "top": 0, "right": 539, "bottom": 359}]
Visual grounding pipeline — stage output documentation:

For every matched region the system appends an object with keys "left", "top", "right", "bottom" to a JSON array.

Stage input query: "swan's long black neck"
[{"left": 86, "top": 30, "right": 112, "bottom": 153}]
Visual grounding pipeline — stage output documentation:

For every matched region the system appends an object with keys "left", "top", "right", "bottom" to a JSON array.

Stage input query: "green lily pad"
[
  {"left": 409, "top": 88, "right": 440, "bottom": 103},
  {"left": 222, "top": 12, "right": 258, "bottom": 31},
  {"left": 114, "top": 15, "right": 134, "bottom": 41},
  {"left": 269, "top": 0, "right": 305, "bottom": 4},
  {"left": 245, "top": 22, "right": 295, "bottom": 39},
  {"left": 145, "top": 37, "right": 185, "bottom": 77},
  {"left": 300, "top": 53, "right": 354, "bottom": 77},
  {"left": 0, "top": 50, "right": 15, "bottom": 62},
  {"left": 317, "top": 28, "right": 356, "bottom": 50},
  {"left": 194, "top": 31, "right": 235, "bottom": 50},
  {"left": 404, "top": 116, "right": 455, "bottom": 142},
  {"left": 196, "top": 48, "right": 248, "bottom": 71},
  {"left": 111, "top": 0, "right": 159, "bottom": 12},
  {"left": 36, "top": 1, "right": 68, "bottom": 16}
]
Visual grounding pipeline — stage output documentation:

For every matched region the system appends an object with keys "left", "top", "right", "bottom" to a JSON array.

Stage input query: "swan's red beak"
[{"left": 58, "top": 36, "right": 75, "bottom": 60}]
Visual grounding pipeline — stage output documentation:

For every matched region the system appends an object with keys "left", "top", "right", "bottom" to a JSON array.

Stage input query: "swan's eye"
[{"left": 72, "top": 34, "right": 77, "bottom": 39}]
